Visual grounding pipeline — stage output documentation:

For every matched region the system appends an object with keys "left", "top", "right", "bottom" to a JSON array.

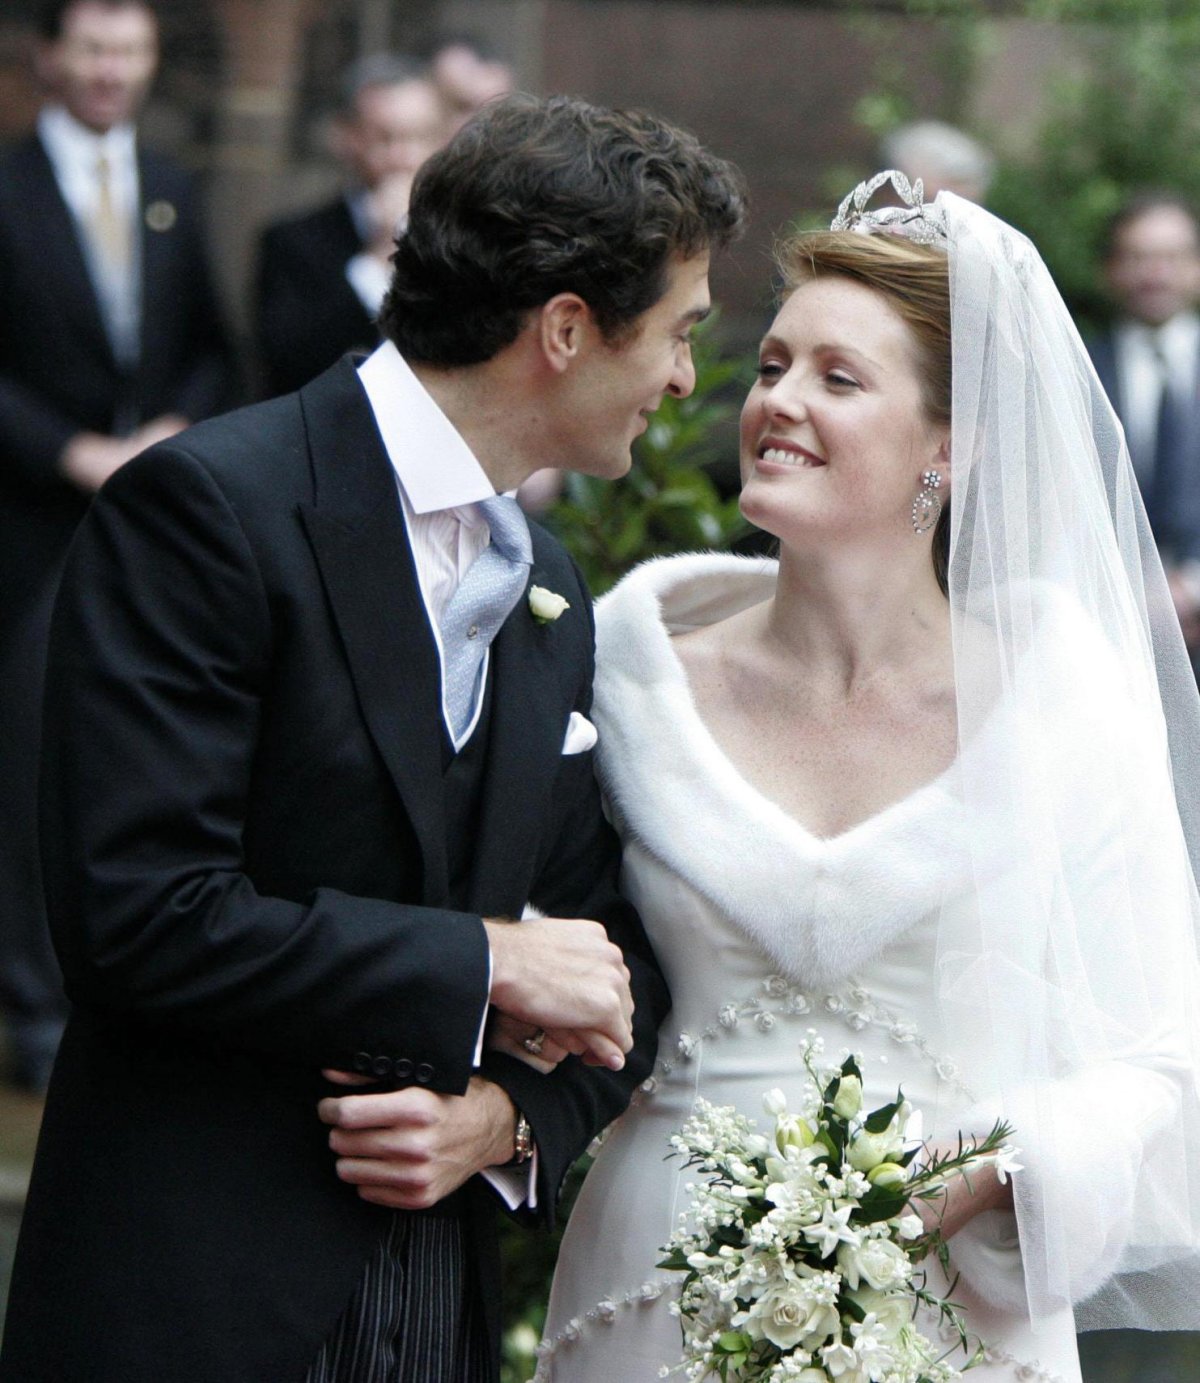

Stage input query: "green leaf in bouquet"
[
  {"left": 815, "top": 1127, "right": 840, "bottom": 1161},
  {"left": 841, "top": 1293, "right": 867, "bottom": 1324},
  {"left": 656, "top": 1247, "right": 691, "bottom": 1272},
  {"left": 854, "top": 1186, "right": 910, "bottom": 1224},
  {"left": 712, "top": 1223, "right": 746, "bottom": 1249},
  {"left": 716, "top": 1331, "right": 754, "bottom": 1355},
  {"left": 863, "top": 1095, "right": 904, "bottom": 1134}
]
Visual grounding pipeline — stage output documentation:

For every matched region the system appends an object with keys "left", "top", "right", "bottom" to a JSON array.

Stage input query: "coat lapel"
[
  {"left": 25, "top": 136, "right": 116, "bottom": 367},
  {"left": 467, "top": 555, "right": 572, "bottom": 911},
  {"left": 136, "top": 151, "right": 176, "bottom": 381},
  {"left": 296, "top": 361, "right": 449, "bottom": 903}
]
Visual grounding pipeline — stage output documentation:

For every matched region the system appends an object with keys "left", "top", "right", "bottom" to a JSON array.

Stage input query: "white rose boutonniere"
[{"left": 529, "top": 585, "right": 570, "bottom": 625}]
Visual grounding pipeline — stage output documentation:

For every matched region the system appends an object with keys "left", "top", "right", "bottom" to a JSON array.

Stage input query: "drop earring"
[{"left": 911, "top": 469, "right": 942, "bottom": 534}]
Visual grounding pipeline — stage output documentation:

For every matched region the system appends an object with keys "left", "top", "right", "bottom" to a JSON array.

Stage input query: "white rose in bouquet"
[
  {"left": 739, "top": 1283, "right": 839, "bottom": 1352},
  {"left": 836, "top": 1236, "right": 912, "bottom": 1292}
]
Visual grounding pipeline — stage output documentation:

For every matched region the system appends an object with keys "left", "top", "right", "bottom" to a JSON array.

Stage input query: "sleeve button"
[
  {"left": 415, "top": 1062, "right": 434, "bottom": 1084},
  {"left": 371, "top": 1055, "right": 394, "bottom": 1077},
  {"left": 353, "top": 1052, "right": 373, "bottom": 1074},
  {"left": 393, "top": 1058, "right": 414, "bottom": 1079}
]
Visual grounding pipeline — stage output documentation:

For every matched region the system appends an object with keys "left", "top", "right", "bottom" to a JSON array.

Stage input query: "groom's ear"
[{"left": 537, "top": 293, "right": 594, "bottom": 375}]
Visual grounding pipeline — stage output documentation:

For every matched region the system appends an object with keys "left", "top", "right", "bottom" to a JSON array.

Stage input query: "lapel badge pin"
[{"left": 145, "top": 200, "right": 178, "bottom": 233}]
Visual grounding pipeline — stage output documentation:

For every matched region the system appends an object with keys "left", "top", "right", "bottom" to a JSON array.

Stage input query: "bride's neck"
[{"left": 760, "top": 542, "right": 950, "bottom": 692}]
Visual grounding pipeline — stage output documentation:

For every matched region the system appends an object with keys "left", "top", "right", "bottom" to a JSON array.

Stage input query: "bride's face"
[{"left": 739, "top": 275, "right": 947, "bottom": 550}]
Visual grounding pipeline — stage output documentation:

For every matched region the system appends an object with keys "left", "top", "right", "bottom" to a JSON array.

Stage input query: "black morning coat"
[{"left": 0, "top": 358, "right": 670, "bottom": 1383}]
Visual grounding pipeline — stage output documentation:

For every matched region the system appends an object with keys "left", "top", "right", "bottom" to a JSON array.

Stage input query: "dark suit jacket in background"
[
  {"left": 1088, "top": 329, "right": 1200, "bottom": 562},
  {"left": 256, "top": 195, "right": 381, "bottom": 398},
  {"left": 0, "top": 129, "right": 237, "bottom": 1084},
  {"left": 0, "top": 130, "right": 237, "bottom": 636},
  {"left": 0, "top": 359, "right": 670, "bottom": 1383}
]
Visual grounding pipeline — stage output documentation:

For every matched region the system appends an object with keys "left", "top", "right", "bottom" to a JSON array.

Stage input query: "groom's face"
[{"left": 556, "top": 252, "right": 712, "bottom": 479}]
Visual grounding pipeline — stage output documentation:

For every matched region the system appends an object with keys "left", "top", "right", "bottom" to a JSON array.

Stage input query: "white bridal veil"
[{"left": 838, "top": 174, "right": 1200, "bottom": 1333}]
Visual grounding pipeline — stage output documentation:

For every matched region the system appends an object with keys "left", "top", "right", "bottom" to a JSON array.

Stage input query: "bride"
[{"left": 523, "top": 176, "right": 1200, "bottom": 1382}]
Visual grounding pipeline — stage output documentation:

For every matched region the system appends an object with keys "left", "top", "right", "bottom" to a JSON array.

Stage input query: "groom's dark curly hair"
[{"left": 379, "top": 93, "right": 746, "bottom": 366}]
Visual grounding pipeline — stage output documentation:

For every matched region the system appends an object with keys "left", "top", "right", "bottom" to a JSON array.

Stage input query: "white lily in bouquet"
[{"left": 657, "top": 1035, "right": 1019, "bottom": 1383}]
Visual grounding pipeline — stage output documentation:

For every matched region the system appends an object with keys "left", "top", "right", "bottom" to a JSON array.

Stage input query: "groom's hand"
[
  {"left": 483, "top": 916, "right": 634, "bottom": 1070},
  {"left": 318, "top": 1076, "right": 517, "bottom": 1211}
]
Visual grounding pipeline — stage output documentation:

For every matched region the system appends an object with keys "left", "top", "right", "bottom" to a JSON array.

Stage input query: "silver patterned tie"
[{"left": 440, "top": 494, "right": 533, "bottom": 740}]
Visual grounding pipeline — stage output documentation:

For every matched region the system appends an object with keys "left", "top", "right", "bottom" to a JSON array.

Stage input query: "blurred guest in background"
[
  {"left": 0, "top": 0, "right": 235, "bottom": 1091},
  {"left": 255, "top": 54, "right": 445, "bottom": 400},
  {"left": 429, "top": 33, "right": 514, "bottom": 137},
  {"left": 881, "top": 119, "right": 995, "bottom": 203},
  {"left": 1088, "top": 193, "right": 1200, "bottom": 653}
]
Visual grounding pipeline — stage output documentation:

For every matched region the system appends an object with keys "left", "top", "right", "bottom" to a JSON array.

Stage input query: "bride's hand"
[
  {"left": 488, "top": 1013, "right": 571, "bottom": 1075},
  {"left": 914, "top": 1140, "right": 1014, "bottom": 1241}
]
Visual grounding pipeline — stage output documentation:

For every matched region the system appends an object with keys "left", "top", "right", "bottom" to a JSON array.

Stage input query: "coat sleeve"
[
  {"left": 477, "top": 562, "right": 672, "bottom": 1223},
  {"left": 40, "top": 443, "right": 490, "bottom": 1093}
]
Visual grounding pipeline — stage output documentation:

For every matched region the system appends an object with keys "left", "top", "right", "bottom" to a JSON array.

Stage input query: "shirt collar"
[
  {"left": 357, "top": 340, "right": 498, "bottom": 516},
  {"left": 39, "top": 104, "right": 137, "bottom": 170},
  {"left": 1117, "top": 310, "right": 1199, "bottom": 348},
  {"left": 1157, "top": 311, "right": 1200, "bottom": 362}
]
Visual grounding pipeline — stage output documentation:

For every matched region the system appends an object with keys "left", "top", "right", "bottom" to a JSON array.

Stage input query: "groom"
[{"left": 0, "top": 95, "right": 744, "bottom": 1382}]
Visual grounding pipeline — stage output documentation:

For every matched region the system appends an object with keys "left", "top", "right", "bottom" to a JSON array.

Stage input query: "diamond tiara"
[{"left": 830, "top": 169, "right": 948, "bottom": 247}]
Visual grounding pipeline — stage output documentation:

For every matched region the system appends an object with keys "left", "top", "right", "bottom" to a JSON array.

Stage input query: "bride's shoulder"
[{"left": 595, "top": 551, "right": 777, "bottom": 678}]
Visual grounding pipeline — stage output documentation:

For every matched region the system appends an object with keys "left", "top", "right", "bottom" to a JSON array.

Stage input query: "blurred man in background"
[
  {"left": 255, "top": 54, "right": 445, "bottom": 399},
  {"left": 0, "top": 0, "right": 234, "bottom": 1091},
  {"left": 429, "top": 33, "right": 514, "bottom": 137},
  {"left": 1089, "top": 193, "right": 1200, "bottom": 652}
]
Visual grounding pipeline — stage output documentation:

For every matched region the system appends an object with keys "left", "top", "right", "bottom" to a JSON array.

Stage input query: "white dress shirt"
[
  {"left": 344, "top": 189, "right": 401, "bottom": 318},
  {"left": 357, "top": 341, "right": 537, "bottom": 1207},
  {"left": 39, "top": 104, "right": 141, "bottom": 366},
  {"left": 1114, "top": 312, "right": 1200, "bottom": 481}
]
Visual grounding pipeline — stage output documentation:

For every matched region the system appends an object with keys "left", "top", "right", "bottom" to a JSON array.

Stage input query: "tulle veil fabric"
[{"left": 925, "top": 189, "right": 1200, "bottom": 1332}]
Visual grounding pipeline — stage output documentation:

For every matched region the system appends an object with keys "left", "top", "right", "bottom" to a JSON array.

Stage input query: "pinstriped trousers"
[{"left": 306, "top": 1212, "right": 490, "bottom": 1383}]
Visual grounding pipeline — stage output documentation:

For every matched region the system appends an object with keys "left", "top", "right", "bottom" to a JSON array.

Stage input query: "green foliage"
[
  {"left": 985, "top": 16, "right": 1200, "bottom": 331},
  {"left": 828, "top": 5, "right": 1200, "bottom": 333},
  {"left": 545, "top": 318, "right": 751, "bottom": 596}
]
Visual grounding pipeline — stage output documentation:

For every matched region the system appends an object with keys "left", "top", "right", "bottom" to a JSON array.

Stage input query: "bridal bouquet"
[{"left": 657, "top": 1036, "right": 1018, "bottom": 1383}]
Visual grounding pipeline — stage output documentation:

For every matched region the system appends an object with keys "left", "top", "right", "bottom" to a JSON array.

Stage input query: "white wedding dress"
[{"left": 535, "top": 552, "right": 1176, "bottom": 1383}]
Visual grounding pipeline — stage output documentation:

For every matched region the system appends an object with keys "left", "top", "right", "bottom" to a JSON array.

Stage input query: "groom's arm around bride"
[{"left": 0, "top": 94, "right": 746, "bottom": 1383}]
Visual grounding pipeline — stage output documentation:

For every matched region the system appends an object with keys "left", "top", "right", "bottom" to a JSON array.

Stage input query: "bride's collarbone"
[{"left": 678, "top": 647, "right": 956, "bottom": 836}]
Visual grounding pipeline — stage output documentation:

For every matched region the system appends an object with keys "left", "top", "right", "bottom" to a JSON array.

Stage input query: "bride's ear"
[{"left": 935, "top": 432, "right": 951, "bottom": 489}]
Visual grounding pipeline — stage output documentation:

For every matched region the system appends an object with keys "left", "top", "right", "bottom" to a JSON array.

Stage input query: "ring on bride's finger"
[{"left": 522, "top": 1029, "right": 547, "bottom": 1056}]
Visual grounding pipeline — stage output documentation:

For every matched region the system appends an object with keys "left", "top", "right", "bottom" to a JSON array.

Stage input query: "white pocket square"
[{"left": 562, "top": 711, "right": 598, "bottom": 755}]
